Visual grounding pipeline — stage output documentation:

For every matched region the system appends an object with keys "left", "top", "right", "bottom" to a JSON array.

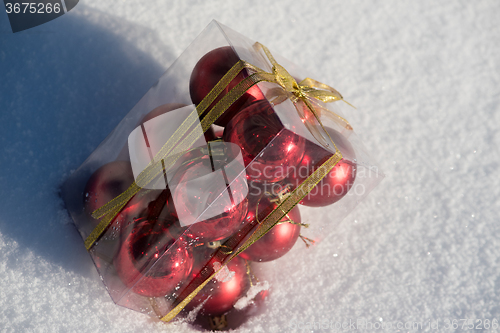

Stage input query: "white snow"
[{"left": 1, "top": 1, "right": 499, "bottom": 332}]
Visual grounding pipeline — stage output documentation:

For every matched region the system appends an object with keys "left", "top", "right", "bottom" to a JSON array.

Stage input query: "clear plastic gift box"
[{"left": 62, "top": 20, "right": 383, "bottom": 328}]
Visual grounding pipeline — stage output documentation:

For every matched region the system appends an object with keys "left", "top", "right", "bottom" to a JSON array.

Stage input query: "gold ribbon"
[{"left": 83, "top": 42, "right": 353, "bottom": 321}]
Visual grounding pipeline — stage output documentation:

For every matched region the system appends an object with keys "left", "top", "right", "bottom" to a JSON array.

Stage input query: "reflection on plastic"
[
  {"left": 128, "top": 105, "right": 206, "bottom": 190},
  {"left": 128, "top": 106, "right": 248, "bottom": 227},
  {"left": 170, "top": 141, "right": 248, "bottom": 227}
]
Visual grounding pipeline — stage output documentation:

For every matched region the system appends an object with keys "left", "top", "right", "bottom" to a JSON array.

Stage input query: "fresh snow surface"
[{"left": 1, "top": 1, "right": 499, "bottom": 332}]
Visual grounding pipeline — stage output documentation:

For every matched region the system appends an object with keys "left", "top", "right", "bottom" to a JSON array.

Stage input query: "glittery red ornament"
[
  {"left": 288, "top": 127, "right": 357, "bottom": 207},
  {"left": 189, "top": 256, "right": 250, "bottom": 316},
  {"left": 169, "top": 144, "right": 249, "bottom": 241},
  {"left": 114, "top": 218, "right": 192, "bottom": 297},
  {"left": 223, "top": 100, "right": 305, "bottom": 183},
  {"left": 239, "top": 195, "right": 301, "bottom": 262},
  {"left": 189, "top": 46, "right": 265, "bottom": 127}
]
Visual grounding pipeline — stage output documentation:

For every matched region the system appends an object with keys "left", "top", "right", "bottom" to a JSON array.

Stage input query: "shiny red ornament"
[
  {"left": 239, "top": 195, "right": 301, "bottom": 262},
  {"left": 84, "top": 161, "right": 135, "bottom": 217},
  {"left": 83, "top": 161, "right": 171, "bottom": 234},
  {"left": 142, "top": 189, "right": 176, "bottom": 224},
  {"left": 288, "top": 127, "right": 357, "bottom": 207},
  {"left": 223, "top": 100, "right": 305, "bottom": 183},
  {"left": 186, "top": 243, "right": 216, "bottom": 281},
  {"left": 170, "top": 145, "right": 249, "bottom": 241},
  {"left": 114, "top": 218, "right": 193, "bottom": 297},
  {"left": 113, "top": 189, "right": 162, "bottom": 230},
  {"left": 189, "top": 46, "right": 265, "bottom": 127},
  {"left": 189, "top": 256, "right": 250, "bottom": 316},
  {"left": 116, "top": 188, "right": 180, "bottom": 239}
]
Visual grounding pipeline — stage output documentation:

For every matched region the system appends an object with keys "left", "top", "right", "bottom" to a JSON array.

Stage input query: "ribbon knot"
[
  {"left": 272, "top": 63, "right": 302, "bottom": 98},
  {"left": 290, "top": 76, "right": 354, "bottom": 144},
  {"left": 253, "top": 43, "right": 354, "bottom": 145}
]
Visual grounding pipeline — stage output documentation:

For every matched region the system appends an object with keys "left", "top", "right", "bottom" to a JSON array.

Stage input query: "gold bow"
[{"left": 250, "top": 43, "right": 354, "bottom": 150}]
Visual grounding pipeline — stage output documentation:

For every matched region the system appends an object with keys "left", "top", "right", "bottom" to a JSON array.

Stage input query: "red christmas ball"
[
  {"left": 142, "top": 189, "right": 177, "bottom": 223},
  {"left": 112, "top": 189, "right": 164, "bottom": 231},
  {"left": 83, "top": 161, "right": 172, "bottom": 235},
  {"left": 114, "top": 188, "right": 180, "bottom": 239},
  {"left": 239, "top": 195, "right": 301, "bottom": 262},
  {"left": 186, "top": 243, "right": 216, "bottom": 281},
  {"left": 189, "top": 256, "right": 250, "bottom": 316},
  {"left": 114, "top": 218, "right": 193, "bottom": 297},
  {"left": 84, "top": 161, "right": 134, "bottom": 215},
  {"left": 223, "top": 100, "right": 305, "bottom": 183},
  {"left": 190, "top": 46, "right": 265, "bottom": 127},
  {"left": 169, "top": 145, "right": 249, "bottom": 241},
  {"left": 288, "top": 127, "right": 357, "bottom": 207}
]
